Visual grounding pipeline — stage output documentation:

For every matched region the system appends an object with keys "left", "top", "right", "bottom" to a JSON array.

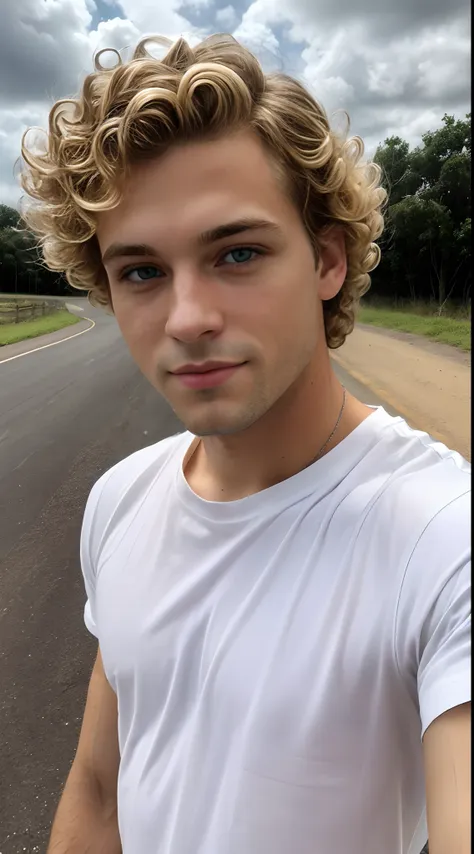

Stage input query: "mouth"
[{"left": 170, "top": 362, "right": 246, "bottom": 390}]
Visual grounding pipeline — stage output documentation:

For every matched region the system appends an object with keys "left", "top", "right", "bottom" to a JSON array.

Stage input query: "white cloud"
[
  {"left": 215, "top": 5, "right": 238, "bottom": 30},
  {"left": 233, "top": 19, "right": 279, "bottom": 55},
  {"left": 0, "top": 0, "right": 201, "bottom": 207},
  {"left": 236, "top": 0, "right": 470, "bottom": 154},
  {"left": 181, "top": 0, "right": 216, "bottom": 10},
  {"left": 109, "top": 0, "right": 202, "bottom": 39},
  {"left": 367, "top": 63, "right": 408, "bottom": 99},
  {"left": 308, "top": 75, "right": 355, "bottom": 109},
  {"left": 88, "top": 17, "right": 142, "bottom": 56},
  {"left": 0, "top": 0, "right": 470, "bottom": 206},
  {"left": 0, "top": 104, "right": 51, "bottom": 209},
  {"left": 415, "top": 23, "right": 471, "bottom": 101}
]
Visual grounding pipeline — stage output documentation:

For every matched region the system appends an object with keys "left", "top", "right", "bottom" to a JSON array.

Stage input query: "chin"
[{"left": 177, "top": 401, "right": 267, "bottom": 438}]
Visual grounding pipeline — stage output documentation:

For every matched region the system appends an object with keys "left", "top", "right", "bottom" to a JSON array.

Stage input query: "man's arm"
[
  {"left": 423, "top": 702, "right": 471, "bottom": 854},
  {"left": 47, "top": 648, "right": 121, "bottom": 853}
]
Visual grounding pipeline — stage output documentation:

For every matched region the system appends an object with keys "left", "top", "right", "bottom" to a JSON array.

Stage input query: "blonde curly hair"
[{"left": 21, "top": 34, "right": 386, "bottom": 349}]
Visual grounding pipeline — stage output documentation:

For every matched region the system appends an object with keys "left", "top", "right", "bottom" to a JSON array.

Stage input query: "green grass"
[
  {"left": 358, "top": 305, "right": 471, "bottom": 351},
  {"left": 0, "top": 310, "right": 80, "bottom": 346}
]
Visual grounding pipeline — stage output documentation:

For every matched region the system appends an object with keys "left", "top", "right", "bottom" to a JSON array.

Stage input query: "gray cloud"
[
  {"left": 242, "top": 0, "right": 470, "bottom": 41},
  {"left": 0, "top": 0, "right": 94, "bottom": 105},
  {"left": 0, "top": 103, "right": 50, "bottom": 206},
  {"left": 215, "top": 6, "right": 239, "bottom": 30},
  {"left": 0, "top": 0, "right": 200, "bottom": 207},
  {"left": 234, "top": 0, "right": 470, "bottom": 153},
  {"left": 0, "top": 0, "right": 470, "bottom": 206}
]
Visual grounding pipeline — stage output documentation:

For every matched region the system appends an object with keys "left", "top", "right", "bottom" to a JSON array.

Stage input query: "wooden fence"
[{"left": 0, "top": 300, "right": 59, "bottom": 325}]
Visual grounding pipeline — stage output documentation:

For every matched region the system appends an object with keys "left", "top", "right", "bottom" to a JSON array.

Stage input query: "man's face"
[{"left": 97, "top": 130, "right": 345, "bottom": 436}]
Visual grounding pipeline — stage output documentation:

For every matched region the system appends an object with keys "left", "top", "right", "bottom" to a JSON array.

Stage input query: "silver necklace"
[
  {"left": 187, "top": 386, "right": 347, "bottom": 474},
  {"left": 311, "top": 386, "right": 347, "bottom": 464}
]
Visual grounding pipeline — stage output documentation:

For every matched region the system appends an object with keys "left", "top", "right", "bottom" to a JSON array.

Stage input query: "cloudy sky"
[{"left": 0, "top": 0, "right": 470, "bottom": 207}]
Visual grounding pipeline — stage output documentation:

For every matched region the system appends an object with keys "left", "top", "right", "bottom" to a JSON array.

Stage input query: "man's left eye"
[
  {"left": 124, "top": 265, "right": 162, "bottom": 283},
  {"left": 222, "top": 248, "right": 259, "bottom": 265}
]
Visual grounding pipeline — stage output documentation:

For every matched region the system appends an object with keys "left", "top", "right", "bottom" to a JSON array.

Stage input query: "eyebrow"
[
  {"left": 102, "top": 242, "right": 158, "bottom": 265},
  {"left": 101, "top": 218, "right": 281, "bottom": 264},
  {"left": 198, "top": 218, "right": 282, "bottom": 245}
]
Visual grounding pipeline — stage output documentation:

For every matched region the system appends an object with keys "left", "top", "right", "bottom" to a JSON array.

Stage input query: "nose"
[{"left": 165, "top": 272, "right": 224, "bottom": 344}]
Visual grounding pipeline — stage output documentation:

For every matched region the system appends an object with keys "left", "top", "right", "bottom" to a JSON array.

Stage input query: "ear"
[{"left": 316, "top": 226, "right": 347, "bottom": 301}]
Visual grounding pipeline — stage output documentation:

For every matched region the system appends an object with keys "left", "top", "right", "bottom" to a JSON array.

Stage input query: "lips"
[
  {"left": 172, "top": 361, "right": 242, "bottom": 374},
  {"left": 170, "top": 362, "right": 245, "bottom": 390}
]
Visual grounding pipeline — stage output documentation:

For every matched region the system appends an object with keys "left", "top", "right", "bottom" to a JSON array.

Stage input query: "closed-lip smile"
[
  {"left": 170, "top": 361, "right": 246, "bottom": 389},
  {"left": 171, "top": 361, "right": 244, "bottom": 375}
]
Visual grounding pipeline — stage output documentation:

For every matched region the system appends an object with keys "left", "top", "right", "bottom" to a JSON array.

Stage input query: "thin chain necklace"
[
  {"left": 310, "top": 386, "right": 347, "bottom": 465},
  {"left": 186, "top": 386, "right": 347, "bottom": 474}
]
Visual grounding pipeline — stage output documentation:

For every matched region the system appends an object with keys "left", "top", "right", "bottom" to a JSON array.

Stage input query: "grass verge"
[
  {"left": 358, "top": 305, "right": 471, "bottom": 351},
  {"left": 0, "top": 310, "right": 80, "bottom": 347}
]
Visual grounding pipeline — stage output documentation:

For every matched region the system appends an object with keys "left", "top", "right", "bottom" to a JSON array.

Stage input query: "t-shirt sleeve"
[
  {"left": 79, "top": 471, "right": 115, "bottom": 639},
  {"left": 395, "top": 490, "right": 471, "bottom": 738},
  {"left": 417, "top": 559, "right": 470, "bottom": 735}
]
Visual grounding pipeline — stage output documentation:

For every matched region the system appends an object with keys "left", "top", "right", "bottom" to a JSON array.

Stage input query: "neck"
[{"left": 184, "top": 352, "right": 372, "bottom": 502}]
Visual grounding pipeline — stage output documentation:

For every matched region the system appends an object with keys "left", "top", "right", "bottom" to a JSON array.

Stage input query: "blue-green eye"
[
  {"left": 124, "top": 265, "right": 162, "bottom": 283},
  {"left": 222, "top": 248, "right": 258, "bottom": 265}
]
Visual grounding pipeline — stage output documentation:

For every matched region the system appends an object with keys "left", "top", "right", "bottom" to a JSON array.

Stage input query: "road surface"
[
  {"left": 0, "top": 304, "right": 184, "bottom": 851},
  {"left": 0, "top": 301, "right": 434, "bottom": 852}
]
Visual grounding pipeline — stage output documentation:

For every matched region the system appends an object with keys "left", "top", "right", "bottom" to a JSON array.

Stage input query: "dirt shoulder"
[{"left": 332, "top": 324, "right": 471, "bottom": 460}]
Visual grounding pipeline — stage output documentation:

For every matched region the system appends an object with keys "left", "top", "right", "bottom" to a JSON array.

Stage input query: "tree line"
[
  {"left": 0, "top": 112, "right": 471, "bottom": 310},
  {"left": 372, "top": 112, "right": 471, "bottom": 312},
  {"left": 0, "top": 205, "right": 70, "bottom": 298}
]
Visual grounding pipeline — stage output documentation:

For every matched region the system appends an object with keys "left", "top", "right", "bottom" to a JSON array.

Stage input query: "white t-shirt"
[{"left": 81, "top": 407, "right": 471, "bottom": 854}]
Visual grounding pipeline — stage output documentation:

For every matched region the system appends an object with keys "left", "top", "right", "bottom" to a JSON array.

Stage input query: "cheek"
[
  {"left": 113, "top": 295, "right": 164, "bottom": 363},
  {"left": 271, "top": 279, "right": 321, "bottom": 364},
  {"left": 246, "top": 263, "right": 319, "bottom": 342}
]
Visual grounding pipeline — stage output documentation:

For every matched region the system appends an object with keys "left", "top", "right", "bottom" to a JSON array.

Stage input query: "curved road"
[
  {"left": 0, "top": 302, "right": 405, "bottom": 853},
  {"left": 0, "top": 304, "right": 183, "bottom": 852}
]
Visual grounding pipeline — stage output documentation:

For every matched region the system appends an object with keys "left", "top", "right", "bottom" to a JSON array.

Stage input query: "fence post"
[{"left": 16, "top": 303, "right": 19, "bottom": 324}]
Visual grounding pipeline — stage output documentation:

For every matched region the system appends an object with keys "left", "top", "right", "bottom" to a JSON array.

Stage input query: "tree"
[
  {"left": 409, "top": 114, "right": 471, "bottom": 191},
  {"left": 455, "top": 217, "right": 471, "bottom": 257},
  {"left": 434, "top": 153, "right": 471, "bottom": 225},
  {"left": 0, "top": 204, "right": 71, "bottom": 297},
  {"left": 454, "top": 218, "right": 472, "bottom": 305},
  {"left": 371, "top": 112, "right": 471, "bottom": 311},
  {"left": 374, "top": 136, "right": 421, "bottom": 205},
  {"left": 0, "top": 204, "right": 21, "bottom": 230},
  {"left": 388, "top": 197, "right": 454, "bottom": 310}
]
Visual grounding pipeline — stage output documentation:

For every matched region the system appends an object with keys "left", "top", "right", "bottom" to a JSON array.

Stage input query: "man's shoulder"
[
  {"left": 379, "top": 421, "right": 469, "bottom": 511},
  {"left": 365, "top": 417, "right": 470, "bottom": 557},
  {"left": 80, "top": 432, "right": 190, "bottom": 582},
  {"left": 85, "top": 431, "right": 189, "bottom": 521}
]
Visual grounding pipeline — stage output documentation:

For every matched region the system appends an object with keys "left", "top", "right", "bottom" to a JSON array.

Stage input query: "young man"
[{"left": 22, "top": 34, "right": 470, "bottom": 854}]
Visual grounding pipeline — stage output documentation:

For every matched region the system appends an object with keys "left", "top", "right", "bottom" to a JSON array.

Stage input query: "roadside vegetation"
[
  {"left": 371, "top": 113, "right": 471, "bottom": 317},
  {"left": 358, "top": 302, "right": 471, "bottom": 351},
  {"left": 0, "top": 310, "right": 79, "bottom": 347},
  {"left": 354, "top": 112, "right": 471, "bottom": 351}
]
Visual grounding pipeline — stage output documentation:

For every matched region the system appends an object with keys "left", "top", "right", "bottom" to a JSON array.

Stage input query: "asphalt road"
[
  {"left": 0, "top": 302, "right": 413, "bottom": 853},
  {"left": 0, "top": 304, "right": 183, "bottom": 852}
]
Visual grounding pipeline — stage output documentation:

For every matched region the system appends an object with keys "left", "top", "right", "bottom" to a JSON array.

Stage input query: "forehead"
[{"left": 96, "top": 130, "right": 295, "bottom": 247}]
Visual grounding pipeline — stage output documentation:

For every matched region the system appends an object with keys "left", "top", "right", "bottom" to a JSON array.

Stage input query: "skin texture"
[
  {"left": 47, "top": 651, "right": 121, "bottom": 853},
  {"left": 423, "top": 702, "right": 471, "bottom": 854},
  {"left": 97, "top": 130, "right": 372, "bottom": 501}
]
